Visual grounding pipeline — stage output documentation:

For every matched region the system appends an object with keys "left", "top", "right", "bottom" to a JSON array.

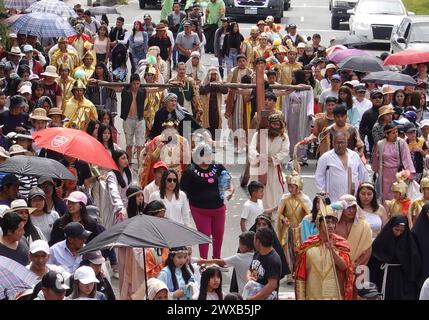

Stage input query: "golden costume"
[
  {"left": 279, "top": 61, "right": 302, "bottom": 85},
  {"left": 386, "top": 174, "right": 411, "bottom": 219},
  {"left": 168, "top": 74, "right": 202, "bottom": 118},
  {"left": 63, "top": 80, "right": 98, "bottom": 131},
  {"left": 409, "top": 176, "right": 429, "bottom": 224},
  {"left": 51, "top": 49, "right": 79, "bottom": 73},
  {"left": 56, "top": 75, "right": 75, "bottom": 107}
]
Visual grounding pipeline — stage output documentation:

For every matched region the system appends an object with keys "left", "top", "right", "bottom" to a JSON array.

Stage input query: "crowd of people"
[{"left": 1, "top": 0, "right": 429, "bottom": 301}]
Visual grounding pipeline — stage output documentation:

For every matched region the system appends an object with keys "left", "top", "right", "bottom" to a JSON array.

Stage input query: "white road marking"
[{"left": 301, "top": 16, "right": 305, "bottom": 22}]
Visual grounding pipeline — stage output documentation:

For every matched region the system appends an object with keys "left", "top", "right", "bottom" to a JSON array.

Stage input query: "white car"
[{"left": 348, "top": 0, "right": 413, "bottom": 43}]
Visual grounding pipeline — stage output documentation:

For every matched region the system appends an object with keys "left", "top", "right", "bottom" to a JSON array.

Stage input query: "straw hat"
[
  {"left": 8, "top": 47, "right": 24, "bottom": 56},
  {"left": 321, "top": 63, "right": 337, "bottom": 77},
  {"left": 48, "top": 107, "right": 65, "bottom": 118},
  {"left": 30, "top": 108, "right": 51, "bottom": 121},
  {"left": 0, "top": 147, "right": 10, "bottom": 159},
  {"left": 378, "top": 105, "right": 394, "bottom": 119},
  {"left": 41, "top": 65, "right": 59, "bottom": 78},
  {"left": 9, "top": 144, "right": 32, "bottom": 156},
  {"left": 5, "top": 199, "right": 36, "bottom": 214},
  {"left": 382, "top": 85, "right": 395, "bottom": 95}
]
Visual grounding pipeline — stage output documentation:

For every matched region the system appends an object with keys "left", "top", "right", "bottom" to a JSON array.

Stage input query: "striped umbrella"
[
  {"left": 4, "top": 0, "right": 36, "bottom": 10},
  {"left": 26, "top": 0, "right": 77, "bottom": 18},
  {"left": 11, "top": 12, "right": 76, "bottom": 38},
  {"left": 0, "top": 256, "right": 39, "bottom": 300}
]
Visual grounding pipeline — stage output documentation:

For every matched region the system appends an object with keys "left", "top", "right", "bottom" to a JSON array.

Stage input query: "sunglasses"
[{"left": 167, "top": 178, "right": 178, "bottom": 183}]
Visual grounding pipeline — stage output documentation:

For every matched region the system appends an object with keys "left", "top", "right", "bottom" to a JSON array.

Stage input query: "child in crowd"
[
  {"left": 241, "top": 181, "right": 277, "bottom": 232},
  {"left": 99, "top": 110, "right": 119, "bottom": 144},
  {"left": 198, "top": 266, "right": 223, "bottom": 300},
  {"left": 157, "top": 246, "right": 196, "bottom": 300},
  {"left": 67, "top": 266, "right": 107, "bottom": 300},
  {"left": 196, "top": 231, "right": 255, "bottom": 294}
]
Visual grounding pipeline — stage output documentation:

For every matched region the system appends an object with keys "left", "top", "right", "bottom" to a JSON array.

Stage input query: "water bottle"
[{"left": 218, "top": 170, "right": 231, "bottom": 200}]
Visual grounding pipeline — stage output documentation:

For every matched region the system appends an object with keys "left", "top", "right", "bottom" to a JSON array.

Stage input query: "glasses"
[{"left": 167, "top": 178, "right": 178, "bottom": 183}]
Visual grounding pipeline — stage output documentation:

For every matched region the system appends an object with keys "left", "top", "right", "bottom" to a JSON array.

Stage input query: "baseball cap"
[
  {"left": 65, "top": 191, "right": 88, "bottom": 205},
  {"left": 404, "top": 122, "right": 417, "bottom": 133},
  {"left": 18, "top": 85, "right": 32, "bottom": 95},
  {"left": 370, "top": 89, "right": 383, "bottom": 98},
  {"left": 265, "top": 16, "right": 274, "bottom": 22},
  {"left": 143, "top": 13, "right": 151, "bottom": 19},
  {"left": 354, "top": 84, "right": 366, "bottom": 92},
  {"left": 421, "top": 119, "right": 429, "bottom": 128},
  {"left": 1, "top": 173, "right": 21, "bottom": 187},
  {"left": 74, "top": 266, "right": 100, "bottom": 284},
  {"left": 297, "top": 42, "right": 306, "bottom": 49},
  {"left": 183, "top": 20, "right": 191, "bottom": 26},
  {"left": 22, "top": 45, "right": 33, "bottom": 53},
  {"left": 325, "top": 96, "right": 338, "bottom": 104},
  {"left": 257, "top": 20, "right": 266, "bottom": 25},
  {"left": 153, "top": 160, "right": 168, "bottom": 171},
  {"left": 331, "top": 74, "right": 341, "bottom": 81},
  {"left": 220, "top": 17, "right": 229, "bottom": 22},
  {"left": 82, "top": 250, "right": 105, "bottom": 265},
  {"left": 29, "top": 239, "right": 50, "bottom": 254},
  {"left": 64, "top": 222, "right": 92, "bottom": 239},
  {"left": 28, "top": 187, "right": 46, "bottom": 200},
  {"left": 339, "top": 194, "right": 357, "bottom": 208},
  {"left": 41, "top": 271, "right": 70, "bottom": 293}
]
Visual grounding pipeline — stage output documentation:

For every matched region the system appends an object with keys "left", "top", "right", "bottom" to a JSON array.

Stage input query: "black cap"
[
  {"left": 404, "top": 122, "right": 417, "bottom": 133},
  {"left": 370, "top": 89, "right": 383, "bottom": 98},
  {"left": 28, "top": 187, "right": 46, "bottom": 200},
  {"left": 220, "top": 17, "right": 229, "bottom": 22},
  {"left": 383, "top": 122, "right": 397, "bottom": 132},
  {"left": 354, "top": 84, "right": 366, "bottom": 92},
  {"left": 1, "top": 174, "right": 21, "bottom": 187},
  {"left": 41, "top": 271, "right": 70, "bottom": 293},
  {"left": 9, "top": 95, "right": 28, "bottom": 109},
  {"left": 325, "top": 96, "right": 338, "bottom": 104},
  {"left": 64, "top": 222, "right": 92, "bottom": 239},
  {"left": 288, "top": 23, "right": 297, "bottom": 28}
]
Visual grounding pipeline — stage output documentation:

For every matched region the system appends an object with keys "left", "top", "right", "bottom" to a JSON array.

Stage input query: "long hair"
[
  {"left": 69, "top": 279, "right": 97, "bottom": 299},
  {"left": 392, "top": 89, "right": 406, "bottom": 108},
  {"left": 159, "top": 169, "right": 179, "bottom": 200},
  {"left": 31, "top": 81, "right": 45, "bottom": 99},
  {"left": 90, "top": 62, "right": 111, "bottom": 81},
  {"left": 411, "top": 90, "right": 426, "bottom": 110},
  {"left": 126, "top": 185, "right": 144, "bottom": 218},
  {"left": 98, "top": 110, "right": 116, "bottom": 129},
  {"left": 143, "top": 200, "right": 166, "bottom": 216},
  {"left": 23, "top": 214, "right": 42, "bottom": 241},
  {"left": 132, "top": 20, "right": 143, "bottom": 36},
  {"left": 97, "top": 124, "right": 114, "bottom": 154},
  {"left": 293, "top": 69, "right": 306, "bottom": 85},
  {"left": 198, "top": 266, "right": 223, "bottom": 300},
  {"left": 86, "top": 120, "right": 100, "bottom": 136},
  {"left": 59, "top": 202, "right": 93, "bottom": 229},
  {"left": 112, "top": 150, "right": 132, "bottom": 188},
  {"left": 311, "top": 196, "right": 331, "bottom": 223},
  {"left": 338, "top": 86, "right": 353, "bottom": 110},
  {"left": 356, "top": 184, "right": 379, "bottom": 211},
  {"left": 165, "top": 247, "right": 192, "bottom": 291}
]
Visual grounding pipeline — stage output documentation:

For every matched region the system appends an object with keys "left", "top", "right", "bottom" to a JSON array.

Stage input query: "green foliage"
[{"left": 403, "top": 0, "right": 429, "bottom": 15}]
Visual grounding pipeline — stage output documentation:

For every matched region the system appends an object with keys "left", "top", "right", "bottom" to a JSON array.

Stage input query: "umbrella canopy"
[
  {"left": 4, "top": 14, "right": 24, "bottom": 25},
  {"left": 11, "top": 12, "right": 76, "bottom": 38},
  {"left": 383, "top": 50, "right": 429, "bottom": 66},
  {"left": 88, "top": 6, "right": 120, "bottom": 15},
  {"left": 328, "top": 49, "right": 370, "bottom": 64},
  {"left": 79, "top": 214, "right": 212, "bottom": 254},
  {"left": 26, "top": 0, "right": 77, "bottom": 18},
  {"left": 338, "top": 55, "right": 384, "bottom": 73},
  {"left": 325, "top": 44, "right": 348, "bottom": 57},
  {"left": 362, "top": 71, "right": 417, "bottom": 86},
  {"left": 4, "top": 0, "right": 36, "bottom": 10},
  {"left": 0, "top": 256, "right": 39, "bottom": 300},
  {"left": 333, "top": 35, "right": 371, "bottom": 48},
  {"left": 0, "top": 155, "right": 76, "bottom": 180},
  {"left": 32, "top": 127, "right": 118, "bottom": 171}
]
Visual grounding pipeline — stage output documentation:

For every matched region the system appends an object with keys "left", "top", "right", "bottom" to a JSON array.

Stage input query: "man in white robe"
[
  {"left": 249, "top": 112, "right": 290, "bottom": 216},
  {"left": 315, "top": 131, "right": 369, "bottom": 202}
]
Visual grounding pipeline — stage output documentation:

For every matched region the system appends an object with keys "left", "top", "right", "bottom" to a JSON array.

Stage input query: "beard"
[{"left": 268, "top": 127, "right": 283, "bottom": 138}]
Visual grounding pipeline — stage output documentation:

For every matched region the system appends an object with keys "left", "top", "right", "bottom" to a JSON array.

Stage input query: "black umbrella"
[
  {"left": 0, "top": 155, "right": 76, "bottom": 180},
  {"left": 88, "top": 6, "right": 120, "bottom": 15},
  {"left": 79, "top": 214, "right": 211, "bottom": 300},
  {"left": 362, "top": 71, "right": 417, "bottom": 86},
  {"left": 338, "top": 55, "right": 385, "bottom": 73},
  {"left": 333, "top": 35, "right": 371, "bottom": 47}
]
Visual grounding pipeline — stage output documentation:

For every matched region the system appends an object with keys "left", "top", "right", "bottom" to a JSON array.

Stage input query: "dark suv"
[
  {"left": 224, "top": 0, "right": 290, "bottom": 23},
  {"left": 139, "top": 0, "right": 185, "bottom": 9},
  {"left": 330, "top": 0, "right": 358, "bottom": 29}
]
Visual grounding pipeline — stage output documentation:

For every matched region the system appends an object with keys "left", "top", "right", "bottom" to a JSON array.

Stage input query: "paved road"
[{"left": 68, "top": 0, "right": 382, "bottom": 297}]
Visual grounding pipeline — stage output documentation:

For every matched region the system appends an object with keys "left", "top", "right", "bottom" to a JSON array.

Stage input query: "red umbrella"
[
  {"left": 32, "top": 127, "right": 118, "bottom": 171},
  {"left": 383, "top": 50, "right": 429, "bottom": 66}
]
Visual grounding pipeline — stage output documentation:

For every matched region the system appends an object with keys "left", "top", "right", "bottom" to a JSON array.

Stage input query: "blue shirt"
[{"left": 48, "top": 240, "right": 82, "bottom": 273}]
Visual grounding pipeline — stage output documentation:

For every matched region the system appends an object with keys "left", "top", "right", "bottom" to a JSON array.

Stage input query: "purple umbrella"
[{"left": 328, "top": 49, "right": 370, "bottom": 64}]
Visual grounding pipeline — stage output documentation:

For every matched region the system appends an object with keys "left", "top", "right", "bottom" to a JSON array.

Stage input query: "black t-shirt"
[
  {"left": 0, "top": 238, "right": 30, "bottom": 266},
  {"left": 0, "top": 111, "right": 30, "bottom": 135},
  {"left": 180, "top": 163, "right": 227, "bottom": 209},
  {"left": 147, "top": 36, "right": 172, "bottom": 61},
  {"left": 250, "top": 249, "right": 281, "bottom": 287}
]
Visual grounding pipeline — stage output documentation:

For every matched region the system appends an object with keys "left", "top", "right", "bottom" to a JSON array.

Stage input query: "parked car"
[
  {"left": 139, "top": 0, "right": 185, "bottom": 9},
  {"left": 348, "top": 0, "right": 412, "bottom": 44},
  {"left": 329, "top": 0, "right": 358, "bottom": 30},
  {"left": 224, "top": 0, "right": 290, "bottom": 23},
  {"left": 390, "top": 16, "right": 429, "bottom": 53}
]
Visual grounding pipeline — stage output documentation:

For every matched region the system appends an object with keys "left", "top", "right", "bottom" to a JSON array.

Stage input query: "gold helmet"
[
  {"left": 315, "top": 205, "right": 337, "bottom": 228},
  {"left": 421, "top": 176, "right": 429, "bottom": 191},
  {"left": 286, "top": 171, "right": 303, "bottom": 190},
  {"left": 72, "top": 79, "right": 86, "bottom": 91},
  {"left": 145, "top": 66, "right": 157, "bottom": 75},
  {"left": 392, "top": 172, "right": 408, "bottom": 197},
  {"left": 272, "top": 45, "right": 287, "bottom": 54},
  {"left": 267, "top": 111, "right": 283, "bottom": 123}
]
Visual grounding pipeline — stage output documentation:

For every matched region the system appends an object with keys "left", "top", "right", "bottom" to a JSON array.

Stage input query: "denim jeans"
[{"left": 225, "top": 49, "right": 238, "bottom": 76}]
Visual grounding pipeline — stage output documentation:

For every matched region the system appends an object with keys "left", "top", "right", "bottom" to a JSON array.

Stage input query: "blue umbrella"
[
  {"left": 0, "top": 256, "right": 39, "bottom": 300},
  {"left": 26, "top": 0, "right": 77, "bottom": 18},
  {"left": 11, "top": 12, "right": 76, "bottom": 38}
]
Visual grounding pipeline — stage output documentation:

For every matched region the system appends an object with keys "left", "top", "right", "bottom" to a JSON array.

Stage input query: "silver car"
[{"left": 390, "top": 16, "right": 429, "bottom": 53}]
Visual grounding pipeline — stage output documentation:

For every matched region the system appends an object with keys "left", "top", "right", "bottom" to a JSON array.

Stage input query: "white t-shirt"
[
  {"left": 143, "top": 181, "right": 159, "bottom": 205},
  {"left": 241, "top": 199, "right": 264, "bottom": 231},
  {"left": 224, "top": 252, "right": 255, "bottom": 294},
  {"left": 420, "top": 277, "right": 429, "bottom": 300},
  {"left": 30, "top": 210, "right": 60, "bottom": 242},
  {"left": 149, "top": 190, "right": 191, "bottom": 226}
]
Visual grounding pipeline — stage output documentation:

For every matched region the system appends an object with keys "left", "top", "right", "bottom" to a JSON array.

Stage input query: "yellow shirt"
[{"left": 63, "top": 97, "right": 98, "bottom": 131}]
